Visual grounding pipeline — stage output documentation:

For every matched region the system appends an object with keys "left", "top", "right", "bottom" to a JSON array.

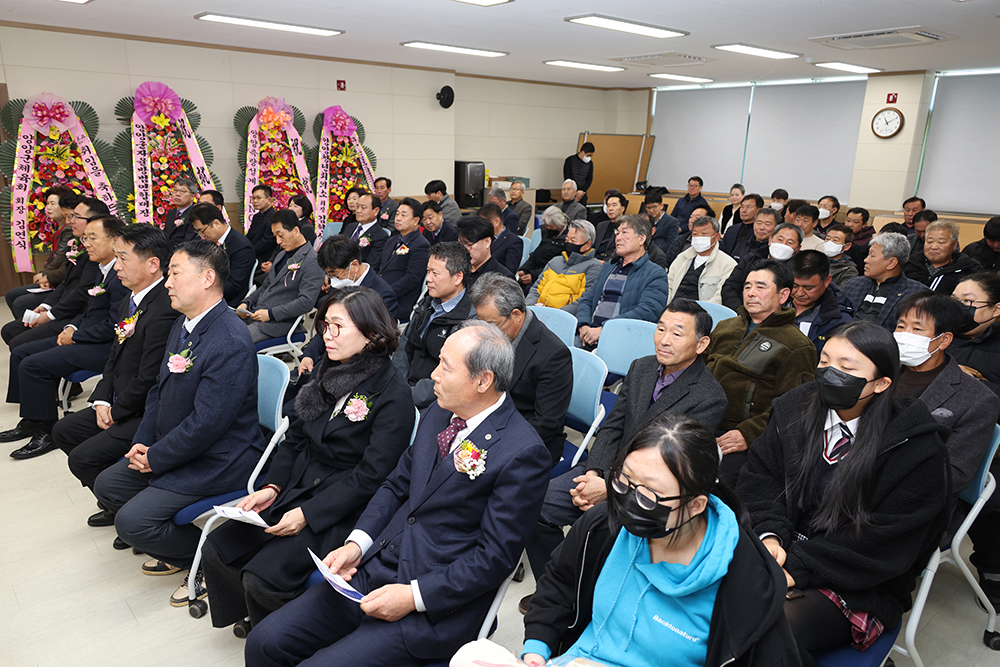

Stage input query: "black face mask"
[
  {"left": 607, "top": 475, "right": 694, "bottom": 539},
  {"left": 958, "top": 303, "right": 983, "bottom": 334},
  {"left": 815, "top": 366, "right": 871, "bottom": 410},
  {"left": 564, "top": 241, "right": 585, "bottom": 255},
  {"left": 542, "top": 227, "right": 560, "bottom": 238}
]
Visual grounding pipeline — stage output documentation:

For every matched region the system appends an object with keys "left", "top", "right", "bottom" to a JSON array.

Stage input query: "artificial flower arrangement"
[
  {"left": 167, "top": 348, "right": 195, "bottom": 374},
  {"left": 114, "top": 310, "right": 140, "bottom": 345},
  {"left": 395, "top": 244, "right": 410, "bottom": 256},
  {"left": 0, "top": 93, "right": 119, "bottom": 272},
  {"left": 87, "top": 282, "right": 107, "bottom": 297},
  {"left": 343, "top": 394, "right": 373, "bottom": 422},
  {"left": 454, "top": 440, "right": 487, "bottom": 480},
  {"left": 112, "top": 81, "right": 221, "bottom": 228},
  {"left": 312, "top": 105, "right": 378, "bottom": 240},
  {"left": 284, "top": 261, "right": 302, "bottom": 286},
  {"left": 234, "top": 97, "right": 314, "bottom": 233}
]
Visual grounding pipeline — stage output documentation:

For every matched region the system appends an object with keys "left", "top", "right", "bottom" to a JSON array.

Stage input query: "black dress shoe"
[
  {"left": 0, "top": 419, "right": 41, "bottom": 444},
  {"left": 113, "top": 537, "right": 130, "bottom": 550},
  {"left": 10, "top": 432, "right": 57, "bottom": 460},
  {"left": 68, "top": 382, "right": 83, "bottom": 399},
  {"left": 87, "top": 509, "right": 116, "bottom": 527}
]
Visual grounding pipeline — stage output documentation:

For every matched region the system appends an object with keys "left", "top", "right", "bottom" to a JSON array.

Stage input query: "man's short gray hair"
[
  {"left": 175, "top": 177, "right": 199, "bottom": 195},
  {"left": 871, "top": 232, "right": 911, "bottom": 263},
  {"left": 927, "top": 220, "right": 959, "bottom": 243},
  {"left": 619, "top": 214, "right": 652, "bottom": 241},
  {"left": 540, "top": 206, "right": 569, "bottom": 231},
  {"left": 562, "top": 178, "right": 577, "bottom": 190},
  {"left": 457, "top": 320, "right": 514, "bottom": 393},
  {"left": 488, "top": 188, "right": 507, "bottom": 203},
  {"left": 568, "top": 219, "right": 596, "bottom": 244},
  {"left": 691, "top": 216, "right": 720, "bottom": 234},
  {"left": 469, "top": 272, "right": 526, "bottom": 318},
  {"left": 773, "top": 222, "right": 804, "bottom": 244}
]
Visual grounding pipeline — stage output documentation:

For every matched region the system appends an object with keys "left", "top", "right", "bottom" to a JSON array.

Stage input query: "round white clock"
[{"left": 872, "top": 107, "right": 904, "bottom": 139}]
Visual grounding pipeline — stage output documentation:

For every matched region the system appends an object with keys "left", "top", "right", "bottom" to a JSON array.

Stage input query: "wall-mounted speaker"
[{"left": 436, "top": 86, "right": 455, "bottom": 109}]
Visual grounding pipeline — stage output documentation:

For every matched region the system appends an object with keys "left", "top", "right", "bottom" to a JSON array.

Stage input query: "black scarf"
[{"left": 294, "top": 350, "right": 385, "bottom": 422}]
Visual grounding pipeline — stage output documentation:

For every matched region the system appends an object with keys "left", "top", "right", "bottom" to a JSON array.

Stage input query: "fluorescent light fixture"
[
  {"left": 566, "top": 14, "right": 687, "bottom": 39},
  {"left": 938, "top": 67, "right": 1000, "bottom": 77},
  {"left": 649, "top": 73, "right": 713, "bottom": 83},
  {"left": 54, "top": 0, "right": 93, "bottom": 3},
  {"left": 545, "top": 60, "right": 625, "bottom": 72},
  {"left": 814, "top": 62, "right": 882, "bottom": 74},
  {"left": 195, "top": 13, "right": 341, "bottom": 36},
  {"left": 402, "top": 41, "right": 507, "bottom": 58},
  {"left": 713, "top": 43, "right": 800, "bottom": 59},
  {"left": 652, "top": 75, "right": 865, "bottom": 92},
  {"left": 450, "top": 0, "right": 514, "bottom": 5}
]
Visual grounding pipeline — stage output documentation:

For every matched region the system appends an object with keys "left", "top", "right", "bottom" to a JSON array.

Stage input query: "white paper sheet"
[
  {"left": 213, "top": 505, "right": 270, "bottom": 528},
  {"left": 308, "top": 548, "right": 365, "bottom": 603}
]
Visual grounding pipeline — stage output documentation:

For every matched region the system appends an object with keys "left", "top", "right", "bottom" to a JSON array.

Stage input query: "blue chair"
[
  {"left": 180, "top": 355, "right": 291, "bottom": 617},
  {"left": 244, "top": 259, "right": 259, "bottom": 299},
  {"left": 256, "top": 312, "right": 310, "bottom": 362},
  {"left": 529, "top": 232, "right": 542, "bottom": 253},
  {"left": 554, "top": 348, "right": 608, "bottom": 478},
  {"left": 814, "top": 623, "right": 900, "bottom": 667},
  {"left": 519, "top": 236, "right": 531, "bottom": 265},
  {"left": 695, "top": 300, "right": 738, "bottom": 329},
  {"left": 593, "top": 318, "right": 657, "bottom": 386},
  {"left": 58, "top": 369, "right": 101, "bottom": 415},
  {"left": 528, "top": 305, "right": 576, "bottom": 348}
]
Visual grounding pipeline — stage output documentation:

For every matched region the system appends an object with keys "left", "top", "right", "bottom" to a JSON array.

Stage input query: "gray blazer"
[
  {"left": 244, "top": 241, "right": 323, "bottom": 338},
  {"left": 920, "top": 355, "right": 1000, "bottom": 490},
  {"left": 586, "top": 356, "right": 729, "bottom": 474}
]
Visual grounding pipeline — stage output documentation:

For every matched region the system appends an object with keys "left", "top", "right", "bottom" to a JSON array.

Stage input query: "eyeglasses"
[
  {"left": 954, "top": 297, "right": 992, "bottom": 308},
  {"left": 611, "top": 469, "right": 689, "bottom": 511},
  {"left": 81, "top": 235, "right": 109, "bottom": 244},
  {"left": 71, "top": 213, "right": 94, "bottom": 221},
  {"left": 316, "top": 320, "right": 357, "bottom": 337}
]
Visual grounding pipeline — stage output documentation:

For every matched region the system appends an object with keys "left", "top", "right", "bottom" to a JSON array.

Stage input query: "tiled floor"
[{"left": 1, "top": 310, "right": 999, "bottom": 666}]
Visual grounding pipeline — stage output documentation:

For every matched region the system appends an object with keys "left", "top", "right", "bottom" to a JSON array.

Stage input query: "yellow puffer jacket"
[{"left": 527, "top": 249, "right": 604, "bottom": 313}]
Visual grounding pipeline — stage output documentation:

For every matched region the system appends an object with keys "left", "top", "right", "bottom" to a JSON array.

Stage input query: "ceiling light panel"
[
  {"left": 713, "top": 43, "right": 800, "bottom": 59},
  {"left": 566, "top": 15, "right": 687, "bottom": 39},
  {"left": 54, "top": 0, "right": 93, "bottom": 4},
  {"left": 649, "top": 73, "right": 713, "bottom": 83},
  {"left": 402, "top": 41, "right": 507, "bottom": 58},
  {"left": 195, "top": 13, "right": 342, "bottom": 37},
  {"left": 545, "top": 60, "right": 625, "bottom": 72},
  {"left": 450, "top": 0, "right": 514, "bottom": 5},
  {"left": 814, "top": 62, "right": 883, "bottom": 74}
]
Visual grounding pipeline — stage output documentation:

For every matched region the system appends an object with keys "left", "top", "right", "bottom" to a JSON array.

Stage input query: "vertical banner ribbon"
[
  {"left": 243, "top": 115, "right": 261, "bottom": 232},
  {"left": 69, "top": 123, "right": 117, "bottom": 216},
  {"left": 314, "top": 131, "right": 333, "bottom": 244},
  {"left": 130, "top": 115, "right": 153, "bottom": 225},
  {"left": 10, "top": 119, "right": 36, "bottom": 272},
  {"left": 176, "top": 113, "right": 229, "bottom": 225}
]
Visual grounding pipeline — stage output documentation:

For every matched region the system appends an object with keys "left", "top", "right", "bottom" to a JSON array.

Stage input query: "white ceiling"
[{"left": 3, "top": 0, "right": 1000, "bottom": 88}]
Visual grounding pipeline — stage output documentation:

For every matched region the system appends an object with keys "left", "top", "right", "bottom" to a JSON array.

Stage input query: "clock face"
[{"left": 872, "top": 107, "right": 904, "bottom": 139}]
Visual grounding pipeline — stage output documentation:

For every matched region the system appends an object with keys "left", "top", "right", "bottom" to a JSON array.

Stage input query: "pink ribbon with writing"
[
  {"left": 176, "top": 113, "right": 229, "bottom": 225},
  {"left": 314, "top": 131, "right": 333, "bottom": 245},
  {"left": 10, "top": 119, "right": 36, "bottom": 272},
  {"left": 243, "top": 114, "right": 261, "bottom": 232},
  {"left": 130, "top": 114, "right": 153, "bottom": 225},
  {"left": 68, "top": 122, "right": 117, "bottom": 216}
]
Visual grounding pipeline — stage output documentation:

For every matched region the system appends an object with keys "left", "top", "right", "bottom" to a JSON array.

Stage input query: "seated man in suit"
[
  {"left": 341, "top": 193, "right": 388, "bottom": 266},
  {"left": 521, "top": 298, "right": 729, "bottom": 613},
  {"left": 2, "top": 215, "right": 129, "bottom": 459},
  {"left": 509, "top": 181, "right": 533, "bottom": 235},
  {"left": 198, "top": 189, "right": 225, "bottom": 211},
  {"left": 424, "top": 179, "right": 462, "bottom": 224},
  {"left": 457, "top": 216, "right": 514, "bottom": 287},
  {"left": 421, "top": 200, "right": 458, "bottom": 246},
  {"left": 94, "top": 240, "right": 267, "bottom": 591},
  {"left": 238, "top": 210, "right": 323, "bottom": 344},
  {"left": 247, "top": 184, "right": 277, "bottom": 269},
  {"left": 394, "top": 242, "right": 475, "bottom": 409},
  {"left": 378, "top": 197, "right": 430, "bottom": 321},
  {"left": 3, "top": 196, "right": 105, "bottom": 349},
  {"left": 478, "top": 203, "right": 522, "bottom": 276},
  {"left": 373, "top": 177, "right": 398, "bottom": 231},
  {"left": 52, "top": 224, "right": 178, "bottom": 524},
  {"left": 556, "top": 179, "right": 587, "bottom": 222},
  {"left": 189, "top": 203, "right": 255, "bottom": 306},
  {"left": 164, "top": 178, "right": 199, "bottom": 250},
  {"left": 646, "top": 191, "right": 681, "bottom": 264},
  {"left": 487, "top": 187, "right": 521, "bottom": 235},
  {"left": 470, "top": 273, "right": 573, "bottom": 466},
  {"left": 245, "top": 322, "right": 552, "bottom": 667}
]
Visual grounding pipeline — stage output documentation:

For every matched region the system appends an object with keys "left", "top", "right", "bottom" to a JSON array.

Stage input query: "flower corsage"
[
  {"left": 395, "top": 244, "right": 410, "bottom": 256},
  {"left": 114, "top": 311, "right": 140, "bottom": 344},
  {"left": 454, "top": 440, "right": 487, "bottom": 480},
  {"left": 284, "top": 262, "right": 301, "bottom": 286},
  {"left": 167, "top": 348, "right": 195, "bottom": 373},
  {"left": 65, "top": 244, "right": 82, "bottom": 265},
  {"left": 359, "top": 237, "right": 370, "bottom": 248},
  {"left": 343, "top": 394, "right": 373, "bottom": 422},
  {"left": 87, "top": 283, "right": 106, "bottom": 297}
]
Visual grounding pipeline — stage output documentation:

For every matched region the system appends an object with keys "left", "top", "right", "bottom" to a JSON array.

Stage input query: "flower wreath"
[{"left": 312, "top": 106, "right": 378, "bottom": 240}]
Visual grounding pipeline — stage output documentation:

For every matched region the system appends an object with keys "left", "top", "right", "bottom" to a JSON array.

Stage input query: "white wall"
[{"left": 0, "top": 26, "right": 648, "bottom": 201}]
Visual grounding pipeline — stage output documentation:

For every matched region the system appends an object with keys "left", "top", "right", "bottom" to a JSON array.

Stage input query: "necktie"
[
  {"left": 828, "top": 423, "right": 853, "bottom": 462},
  {"left": 179, "top": 326, "right": 190, "bottom": 347},
  {"left": 351, "top": 225, "right": 362, "bottom": 241},
  {"left": 127, "top": 297, "right": 137, "bottom": 318},
  {"left": 437, "top": 417, "right": 468, "bottom": 460}
]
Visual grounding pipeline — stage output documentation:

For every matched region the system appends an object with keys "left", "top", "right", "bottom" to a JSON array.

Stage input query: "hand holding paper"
[
  {"left": 214, "top": 505, "right": 270, "bottom": 528},
  {"left": 309, "top": 548, "right": 364, "bottom": 602}
]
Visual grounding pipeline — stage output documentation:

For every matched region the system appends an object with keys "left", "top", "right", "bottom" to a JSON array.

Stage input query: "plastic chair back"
[
  {"left": 519, "top": 236, "right": 530, "bottom": 264},
  {"left": 960, "top": 424, "right": 1000, "bottom": 506},
  {"left": 567, "top": 348, "right": 607, "bottom": 430},
  {"left": 409, "top": 407, "right": 420, "bottom": 446},
  {"left": 695, "top": 300, "right": 738, "bottom": 329},
  {"left": 256, "top": 355, "right": 290, "bottom": 433},
  {"left": 593, "top": 318, "right": 657, "bottom": 377},
  {"left": 529, "top": 233, "right": 542, "bottom": 253},
  {"left": 528, "top": 305, "right": 575, "bottom": 348},
  {"left": 248, "top": 259, "right": 258, "bottom": 295}
]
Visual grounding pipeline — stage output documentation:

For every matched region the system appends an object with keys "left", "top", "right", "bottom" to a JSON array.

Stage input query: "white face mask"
[
  {"left": 818, "top": 208, "right": 832, "bottom": 220},
  {"left": 691, "top": 236, "right": 714, "bottom": 253},
  {"left": 894, "top": 331, "right": 942, "bottom": 367},
  {"left": 328, "top": 277, "right": 354, "bottom": 291},
  {"left": 581, "top": 155, "right": 592, "bottom": 163},
  {"left": 770, "top": 202, "right": 784, "bottom": 210},
  {"left": 823, "top": 240, "right": 844, "bottom": 258},
  {"left": 769, "top": 243, "right": 795, "bottom": 261}
]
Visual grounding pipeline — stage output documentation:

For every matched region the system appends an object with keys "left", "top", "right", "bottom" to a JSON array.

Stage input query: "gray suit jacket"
[
  {"left": 920, "top": 355, "right": 1000, "bottom": 490},
  {"left": 244, "top": 241, "right": 323, "bottom": 338},
  {"left": 586, "top": 356, "right": 729, "bottom": 474}
]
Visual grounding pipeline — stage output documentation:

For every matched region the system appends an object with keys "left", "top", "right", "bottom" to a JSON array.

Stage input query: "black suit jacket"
[
  {"left": 246, "top": 206, "right": 277, "bottom": 263},
  {"left": 492, "top": 228, "right": 523, "bottom": 275},
  {"left": 341, "top": 222, "right": 389, "bottom": 267},
  {"left": 422, "top": 221, "right": 459, "bottom": 246},
  {"left": 90, "top": 280, "right": 178, "bottom": 423},
  {"left": 165, "top": 206, "right": 196, "bottom": 250},
  {"left": 378, "top": 230, "right": 431, "bottom": 319},
  {"left": 68, "top": 268, "right": 129, "bottom": 345},
  {"left": 501, "top": 206, "right": 520, "bottom": 235},
  {"left": 508, "top": 315, "right": 574, "bottom": 466},
  {"left": 221, "top": 228, "right": 256, "bottom": 306},
  {"left": 586, "top": 356, "right": 729, "bottom": 474},
  {"left": 46, "top": 253, "right": 99, "bottom": 321}
]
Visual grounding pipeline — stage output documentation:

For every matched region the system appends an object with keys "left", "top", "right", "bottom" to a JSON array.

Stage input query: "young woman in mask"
[
  {"left": 520, "top": 414, "right": 801, "bottom": 667},
  {"left": 948, "top": 273, "right": 1000, "bottom": 396},
  {"left": 737, "top": 321, "right": 950, "bottom": 666}
]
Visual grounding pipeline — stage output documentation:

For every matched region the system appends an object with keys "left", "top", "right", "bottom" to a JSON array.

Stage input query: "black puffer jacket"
[
  {"left": 949, "top": 321, "right": 1000, "bottom": 398},
  {"left": 904, "top": 250, "right": 981, "bottom": 295},
  {"left": 524, "top": 505, "right": 803, "bottom": 667}
]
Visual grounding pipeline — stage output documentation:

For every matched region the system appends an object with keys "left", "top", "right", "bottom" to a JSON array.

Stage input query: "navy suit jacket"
[
  {"left": 354, "top": 396, "right": 551, "bottom": 659},
  {"left": 492, "top": 228, "right": 523, "bottom": 275},
  {"left": 136, "top": 300, "right": 266, "bottom": 495},
  {"left": 246, "top": 207, "right": 277, "bottom": 263},
  {"left": 221, "top": 228, "right": 256, "bottom": 306},
  {"left": 341, "top": 222, "right": 389, "bottom": 267},
  {"left": 422, "top": 221, "right": 458, "bottom": 246},
  {"left": 377, "top": 230, "right": 430, "bottom": 320},
  {"left": 69, "top": 268, "right": 129, "bottom": 345},
  {"left": 501, "top": 206, "right": 520, "bottom": 234}
]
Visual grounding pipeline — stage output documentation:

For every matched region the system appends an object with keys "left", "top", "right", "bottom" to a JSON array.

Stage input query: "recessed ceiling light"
[
  {"left": 566, "top": 15, "right": 687, "bottom": 39},
  {"left": 814, "top": 62, "right": 883, "bottom": 74},
  {"left": 195, "top": 13, "right": 341, "bottom": 37},
  {"left": 402, "top": 41, "right": 507, "bottom": 58},
  {"left": 649, "top": 73, "right": 713, "bottom": 83},
  {"left": 545, "top": 60, "right": 625, "bottom": 72},
  {"left": 450, "top": 0, "right": 514, "bottom": 5},
  {"left": 713, "top": 43, "right": 800, "bottom": 60}
]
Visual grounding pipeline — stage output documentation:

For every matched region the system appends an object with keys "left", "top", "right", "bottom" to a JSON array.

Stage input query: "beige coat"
[{"left": 667, "top": 244, "right": 738, "bottom": 304}]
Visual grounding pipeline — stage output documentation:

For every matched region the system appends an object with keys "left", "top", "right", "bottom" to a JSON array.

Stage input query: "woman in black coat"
[
  {"left": 737, "top": 321, "right": 951, "bottom": 666},
  {"left": 949, "top": 273, "right": 1000, "bottom": 397},
  {"left": 516, "top": 206, "right": 568, "bottom": 292},
  {"left": 200, "top": 286, "right": 415, "bottom": 634}
]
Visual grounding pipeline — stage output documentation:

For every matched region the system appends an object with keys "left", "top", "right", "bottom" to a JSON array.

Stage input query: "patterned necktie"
[
  {"left": 437, "top": 417, "right": 467, "bottom": 460},
  {"left": 179, "top": 326, "right": 190, "bottom": 347},
  {"left": 351, "top": 225, "right": 362, "bottom": 241},
  {"left": 828, "top": 423, "right": 853, "bottom": 462},
  {"left": 127, "top": 297, "right": 137, "bottom": 318}
]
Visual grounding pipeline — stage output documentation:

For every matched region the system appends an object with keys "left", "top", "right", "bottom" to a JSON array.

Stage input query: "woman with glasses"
[
  {"left": 516, "top": 414, "right": 801, "bottom": 667},
  {"left": 737, "top": 321, "right": 950, "bottom": 666},
  {"left": 949, "top": 273, "right": 1000, "bottom": 394},
  {"left": 201, "top": 286, "right": 415, "bottom": 636}
]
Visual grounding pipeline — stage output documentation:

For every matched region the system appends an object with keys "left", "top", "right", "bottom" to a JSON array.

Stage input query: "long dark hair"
[
  {"left": 787, "top": 321, "right": 900, "bottom": 535},
  {"left": 610, "top": 413, "right": 749, "bottom": 542}
]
